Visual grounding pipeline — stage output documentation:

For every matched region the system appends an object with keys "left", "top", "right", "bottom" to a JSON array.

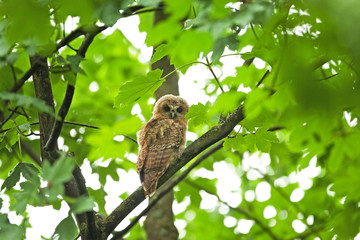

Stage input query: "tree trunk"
[
  {"left": 144, "top": 6, "right": 180, "bottom": 240},
  {"left": 30, "top": 56, "right": 55, "bottom": 163}
]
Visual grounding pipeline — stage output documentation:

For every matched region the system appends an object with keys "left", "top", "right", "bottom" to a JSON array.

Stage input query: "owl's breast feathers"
[{"left": 137, "top": 117, "right": 187, "bottom": 197}]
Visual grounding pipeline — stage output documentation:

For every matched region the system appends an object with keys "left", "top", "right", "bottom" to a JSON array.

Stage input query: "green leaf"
[
  {"left": 146, "top": 19, "right": 182, "bottom": 46},
  {"left": 211, "top": 34, "right": 239, "bottom": 63},
  {"left": 21, "top": 162, "right": 39, "bottom": 180},
  {"left": 96, "top": 160, "right": 120, "bottom": 185},
  {"left": 0, "top": 92, "right": 54, "bottom": 116},
  {"left": 114, "top": 69, "right": 164, "bottom": 108},
  {"left": 331, "top": 202, "right": 360, "bottom": 239},
  {"left": 53, "top": 214, "right": 79, "bottom": 240},
  {"left": 0, "top": 0, "right": 53, "bottom": 46},
  {"left": 1, "top": 163, "right": 21, "bottom": 190},
  {"left": 171, "top": 30, "right": 213, "bottom": 67},
  {"left": 223, "top": 65, "right": 264, "bottom": 89},
  {"left": 96, "top": 1, "right": 122, "bottom": 26},
  {"left": 254, "top": 127, "right": 279, "bottom": 153},
  {"left": 244, "top": 88, "right": 269, "bottom": 120},
  {"left": 66, "top": 55, "right": 86, "bottom": 75},
  {"left": 70, "top": 196, "right": 95, "bottom": 214},
  {"left": 151, "top": 44, "right": 169, "bottom": 64},
  {"left": 43, "top": 155, "right": 75, "bottom": 185},
  {"left": 210, "top": 91, "right": 245, "bottom": 116},
  {"left": 88, "top": 187, "right": 107, "bottom": 216},
  {"left": 63, "top": 72, "right": 76, "bottom": 86},
  {"left": 11, "top": 175, "right": 41, "bottom": 214},
  {"left": 163, "top": 0, "right": 193, "bottom": 20},
  {"left": 0, "top": 214, "right": 23, "bottom": 240},
  {"left": 185, "top": 102, "right": 210, "bottom": 126}
]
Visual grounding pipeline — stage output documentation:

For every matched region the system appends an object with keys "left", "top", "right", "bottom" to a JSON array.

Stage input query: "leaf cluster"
[{"left": 1, "top": 0, "right": 360, "bottom": 239}]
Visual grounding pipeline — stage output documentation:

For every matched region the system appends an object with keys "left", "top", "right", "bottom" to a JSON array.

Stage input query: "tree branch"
[
  {"left": 10, "top": 25, "right": 107, "bottom": 93},
  {"left": 111, "top": 142, "right": 224, "bottom": 239},
  {"left": 44, "top": 29, "right": 101, "bottom": 152},
  {"left": 20, "top": 139, "right": 41, "bottom": 166},
  {"left": 99, "top": 105, "right": 245, "bottom": 238}
]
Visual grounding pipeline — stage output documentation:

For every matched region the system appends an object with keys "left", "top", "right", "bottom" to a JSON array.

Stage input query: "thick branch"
[
  {"left": 44, "top": 84, "right": 74, "bottom": 151},
  {"left": 112, "top": 142, "right": 223, "bottom": 239},
  {"left": 99, "top": 105, "right": 244, "bottom": 237}
]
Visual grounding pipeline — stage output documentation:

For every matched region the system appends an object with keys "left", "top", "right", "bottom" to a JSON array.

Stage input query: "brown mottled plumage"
[{"left": 137, "top": 95, "right": 189, "bottom": 197}]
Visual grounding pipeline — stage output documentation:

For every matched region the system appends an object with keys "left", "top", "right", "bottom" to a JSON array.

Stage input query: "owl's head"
[{"left": 153, "top": 94, "right": 189, "bottom": 120}]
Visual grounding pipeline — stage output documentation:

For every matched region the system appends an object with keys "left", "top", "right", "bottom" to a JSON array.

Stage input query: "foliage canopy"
[{"left": 1, "top": 0, "right": 360, "bottom": 239}]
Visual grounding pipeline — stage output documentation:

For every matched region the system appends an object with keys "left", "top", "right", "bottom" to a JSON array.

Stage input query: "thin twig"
[
  {"left": 256, "top": 69, "right": 270, "bottom": 88},
  {"left": 123, "top": 135, "right": 138, "bottom": 145},
  {"left": 205, "top": 57, "right": 224, "bottom": 93},
  {"left": 0, "top": 106, "right": 19, "bottom": 128},
  {"left": 111, "top": 142, "right": 224, "bottom": 239},
  {"left": 0, "top": 121, "right": 99, "bottom": 134},
  {"left": 316, "top": 73, "right": 338, "bottom": 81},
  {"left": 250, "top": 23, "right": 259, "bottom": 40}
]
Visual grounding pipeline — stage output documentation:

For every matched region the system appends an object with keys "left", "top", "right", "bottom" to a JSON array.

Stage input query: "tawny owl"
[{"left": 137, "top": 94, "right": 189, "bottom": 197}]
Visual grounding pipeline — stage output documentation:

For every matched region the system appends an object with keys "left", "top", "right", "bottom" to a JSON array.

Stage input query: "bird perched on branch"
[{"left": 137, "top": 95, "right": 189, "bottom": 197}]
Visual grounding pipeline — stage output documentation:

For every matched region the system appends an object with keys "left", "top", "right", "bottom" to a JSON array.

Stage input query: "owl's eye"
[
  {"left": 176, "top": 107, "right": 183, "bottom": 113},
  {"left": 163, "top": 105, "right": 171, "bottom": 112}
]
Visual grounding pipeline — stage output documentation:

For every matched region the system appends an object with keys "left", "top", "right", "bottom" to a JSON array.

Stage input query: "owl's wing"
[{"left": 137, "top": 118, "right": 186, "bottom": 197}]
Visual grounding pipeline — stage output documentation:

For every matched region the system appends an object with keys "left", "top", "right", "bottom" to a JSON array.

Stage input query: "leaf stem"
[{"left": 205, "top": 57, "right": 224, "bottom": 93}]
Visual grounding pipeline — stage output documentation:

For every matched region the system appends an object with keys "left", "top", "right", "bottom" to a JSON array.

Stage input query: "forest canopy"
[{"left": 1, "top": 0, "right": 360, "bottom": 239}]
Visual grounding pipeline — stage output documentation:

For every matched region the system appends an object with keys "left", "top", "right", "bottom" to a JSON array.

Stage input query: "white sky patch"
[
  {"left": 224, "top": 216, "right": 237, "bottom": 228},
  {"left": 344, "top": 111, "right": 358, "bottom": 127},
  {"left": 253, "top": 58, "right": 266, "bottom": 69},
  {"left": 292, "top": 219, "right": 307, "bottom": 233},
  {"left": 306, "top": 215, "right": 314, "bottom": 225},
  {"left": 174, "top": 219, "right": 187, "bottom": 239},
  {"left": 179, "top": 64, "right": 213, "bottom": 106},
  {"left": 244, "top": 190, "right": 255, "bottom": 202},
  {"left": 290, "top": 188, "right": 305, "bottom": 202},
  {"left": 193, "top": 168, "right": 215, "bottom": 180},
  {"left": 113, "top": 135, "right": 125, "bottom": 142},
  {"left": 89, "top": 81, "right": 99, "bottom": 92},
  {"left": 199, "top": 190, "right": 218, "bottom": 210},
  {"left": 235, "top": 219, "right": 254, "bottom": 234},
  {"left": 274, "top": 176, "right": 290, "bottom": 188},
  {"left": 186, "top": 131, "right": 198, "bottom": 142},
  {"left": 112, "top": 16, "right": 152, "bottom": 63},
  {"left": 81, "top": 159, "right": 101, "bottom": 190},
  {"left": 70, "top": 128, "right": 77, "bottom": 137},
  {"left": 213, "top": 161, "right": 242, "bottom": 207},
  {"left": 218, "top": 203, "right": 230, "bottom": 215},
  {"left": 263, "top": 205, "right": 277, "bottom": 219},
  {"left": 173, "top": 196, "right": 191, "bottom": 215},
  {"left": 255, "top": 181, "right": 271, "bottom": 202},
  {"left": 242, "top": 152, "right": 270, "bottom": 173},
  {"left": 27, "top": 203, "right": 69, "bottom": 239},
  {"left": 124, "top": 152, "right": 138, "bottom": 164}
]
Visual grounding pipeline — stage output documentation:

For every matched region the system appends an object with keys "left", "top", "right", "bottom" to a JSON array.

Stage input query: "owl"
[{"left": 137, "top": 94, "right": 189, "bottom": 197}]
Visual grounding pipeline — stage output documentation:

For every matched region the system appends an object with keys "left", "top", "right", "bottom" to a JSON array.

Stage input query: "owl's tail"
[{"left": 141, "top": 171, "right": 158, "bottom": 198}]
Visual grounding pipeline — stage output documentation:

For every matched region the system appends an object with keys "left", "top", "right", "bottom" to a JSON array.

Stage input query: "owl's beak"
[{"left": 170, "top": 111, "right": 175, "bottom": 118}]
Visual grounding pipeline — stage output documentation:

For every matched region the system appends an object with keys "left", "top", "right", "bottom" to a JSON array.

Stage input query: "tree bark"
[
  {"left": 144, "top": 6, "right": 179, "bottom": 240},
  {"left": 30, "top": 56, "right": 56, "bottom": 163}
]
